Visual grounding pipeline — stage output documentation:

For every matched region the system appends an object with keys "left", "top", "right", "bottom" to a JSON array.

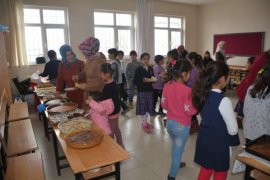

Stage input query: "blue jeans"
[
  {"left": 128, "top": 80, "right": 135, "bottom": 102},
  {"left": 166, "top": 119, "right": 190, "bottom": 178}
]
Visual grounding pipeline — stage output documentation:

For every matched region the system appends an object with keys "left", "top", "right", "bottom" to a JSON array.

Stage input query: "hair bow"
[
  {"left": 172, "top": 60, "right": 177, "bottom": 66},
  {"left": 258, "top": 69, "right": 264, "bottom": 75}
]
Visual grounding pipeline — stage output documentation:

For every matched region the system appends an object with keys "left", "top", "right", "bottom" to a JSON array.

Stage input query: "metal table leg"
[
  {"left": 52, "top": 130, "right": 61, "bottom": 176},
  {"left": 42, "top": 112, "right": 50, "bottom": 140},
  {"left": 115, "top": 162, "right": 120, "bottom": 180},
  {"left": 75, "top": 173, "right": 82, "bottom": 180},
  {"left": 244, "top": 165, "right": 255, "bottom": 180}
]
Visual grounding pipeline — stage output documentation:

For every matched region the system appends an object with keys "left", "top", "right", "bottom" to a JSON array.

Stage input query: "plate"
[
  {"left": 64, "top": 87, "right": 78, "bottom": 92},
  {"left": 44, "top": 97, "right": 70, "bottom": 106},
  {"left": 46, "top": 102, "right": 78, "bottom": 113},
  {"left": 58, "top": 118, "right": 92, "bottom": 135},
  {"left": 65, "top": 129, "right": 104, "bottom": 149}
]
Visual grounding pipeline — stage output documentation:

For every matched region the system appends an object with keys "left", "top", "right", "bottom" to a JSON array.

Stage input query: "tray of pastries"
[
  {"left": 46, "top": 102, "right": 78, "bottom": 113},
  {"left": 49, "top": 109, "right": 84, "bottom": 125},
  {"left": 245, "top": 134, "right": 270, "bottom": 161},
  {"left": 65, "top": 129, "right": 104, "bottom": 149},
  {"left": 58, "top": 117, "right": 92, "bottom": 135},
  {"left": 36, "top": 83, "right": 54, "bottom": 89}
]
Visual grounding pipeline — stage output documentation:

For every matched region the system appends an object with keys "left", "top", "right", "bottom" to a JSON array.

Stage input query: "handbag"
[{"left": 36, "top": 55, "right": 46, "bottom": 64}]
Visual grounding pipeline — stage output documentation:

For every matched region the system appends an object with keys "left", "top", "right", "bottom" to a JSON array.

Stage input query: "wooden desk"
[
  {"left": 51, "top": 123, "right": 129, "bottom": 179},
  {"left": 5, "top": 151, "right": 45, "bottom": 180},
  {"left": 8, "top": 102, "right": 29, "bottom": 122},
  {"left": 38, "top": 94, "right": 130, "bottom": 179},
  {"left": 229, "top": 65, "right": 248, "bottom": 71},
  {"left": 54, "top": 125, "right": 129, "bottom": 174},
  {"left": 228, "top": 65, "right": 248, "bottom": 89},
  {"left": 236, "top": 152, "right": 270, "bottom": 179},
  {"left": 7, "top": 119, "right": 38, "bottom": 157}
]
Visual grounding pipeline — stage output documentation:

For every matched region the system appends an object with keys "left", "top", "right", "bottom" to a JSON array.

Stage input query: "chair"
[{"left": 12, "top": 77, "right": 33, "bottom": 101}]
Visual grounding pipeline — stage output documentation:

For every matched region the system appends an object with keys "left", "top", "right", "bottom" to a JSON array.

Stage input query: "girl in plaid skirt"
[{"left": 134, "top": 53, "right": 155, "bottom": 133}]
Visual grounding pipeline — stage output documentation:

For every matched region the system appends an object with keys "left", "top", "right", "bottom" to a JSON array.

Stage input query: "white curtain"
[
  {"left": 135, "top": 0, "right": 154, "bottom": 58},
  {"left": 2, "top": 0, "right": 28, "bottom": 67}
]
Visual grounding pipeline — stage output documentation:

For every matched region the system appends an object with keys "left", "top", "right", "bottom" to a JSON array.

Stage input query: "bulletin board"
[{"left": 213, "top": 32, "right": 264, "bottom": 56}]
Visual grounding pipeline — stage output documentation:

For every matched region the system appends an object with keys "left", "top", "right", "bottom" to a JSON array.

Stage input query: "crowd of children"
[{"left": 53, "top": 37, "right": 270, "bottom": 180}]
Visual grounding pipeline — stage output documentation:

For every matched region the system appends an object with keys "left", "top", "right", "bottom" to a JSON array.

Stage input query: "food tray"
[
  {"left": 245, "top": 134, "right": 270, "bottom": 161},
  {"left": 65, "top": 129, "right": 104, "bottom": 149},
  {"left": 58, "top": 118, "right": 92, "bottom": 135},
  {"left": 49, "top": 109, "right": 84, "bottom": 125},
  {"left": 44, "top": 97, "right": 70, "bottom": 106},
  {"left": 46, "top": 102, "right": 78, "bottom": 113},
  {"left": 36, "top": 83, "right": 54, "bottom": 89}
]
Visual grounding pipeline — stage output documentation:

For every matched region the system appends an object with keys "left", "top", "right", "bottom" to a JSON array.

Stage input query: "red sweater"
[
  {"left": 56, "top": 60, "right": 85, "bottom": 108},
  {"left": 162, "top": 81, "right": 196, "bottom": 126},
  {"left": 236, "top": 52, "right": 269, "bottom": 102}
]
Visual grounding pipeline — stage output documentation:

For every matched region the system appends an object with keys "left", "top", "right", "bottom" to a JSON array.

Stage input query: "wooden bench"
[
  {"left": 7, "top": 119, "right": 38, "bottom": 157},
  {"left": 8, "top": 102, "right": 29, "bottom": 122},
  {"left": 5, "top": 151, "right": 45, "bottom": 180}
]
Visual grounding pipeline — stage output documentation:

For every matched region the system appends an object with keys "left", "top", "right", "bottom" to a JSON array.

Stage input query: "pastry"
[{"left": 58, "top": 118, "right": 92, "bottom": 135}]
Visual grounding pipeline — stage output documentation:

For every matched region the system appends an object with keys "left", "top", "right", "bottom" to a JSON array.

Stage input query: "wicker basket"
[{"left": 65, "top": 129, "right": 104, "bottom": 149}]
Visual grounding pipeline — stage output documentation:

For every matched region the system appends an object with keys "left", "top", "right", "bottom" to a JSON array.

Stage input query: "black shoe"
[
  {"left": 122, "top": 107, "right": 129, "bottom": 114},
  {"left": 179, "top": 162, "right": 186, "bottom": 168},
  {"left": 167, "top": 175, "right": 175, "bottom": 180},
  {"left": 163, "top": 119, "right": 167, "bottom": 127},
  {"left": 154, "top": 111, "right": 159, "bottom": 115},
  {"left": 159, "top": 111, "right": 166, "bottom": 116}
]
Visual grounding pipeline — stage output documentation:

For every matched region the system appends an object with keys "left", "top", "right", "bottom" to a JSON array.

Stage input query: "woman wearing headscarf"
[
  {"left": 202, "top": 51, "right": 214, "bottom": 68},
  {"left": 215, "top": 41, "right": 227, "bottom": 63},
  {"left": 73, "top": 37, "right": 106, "bottom": 94},
  {"left": 55, "top": 45, "right": 85, "bottom": 108}
]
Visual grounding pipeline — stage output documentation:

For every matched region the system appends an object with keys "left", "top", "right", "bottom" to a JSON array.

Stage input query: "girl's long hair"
[
  {"left": 169, "top": 60, "right": 192, "bottom": 81},
  {"left": 192, "top": 61, "right": 229, "bottom": 111},
  {"left": 188, "top": 52, "right": 202, "bottom": 69},
  {"left": 250, "top": 60, "right": 270, "bottom": 99}
]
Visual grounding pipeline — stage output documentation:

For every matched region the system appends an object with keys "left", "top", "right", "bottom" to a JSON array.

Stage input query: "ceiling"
[{"left": 161, "top": 0, "right": 222, "bottom": 5}]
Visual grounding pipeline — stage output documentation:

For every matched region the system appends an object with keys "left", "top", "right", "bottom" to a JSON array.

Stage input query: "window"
[
  {"left": 154, "top": 16, "right": 184, "bottom": 55},
  {"left": 23, "top": 6, "right": 69, "bottom": 64},
  {"left": 94, "top": 11, "right": 134, "bottom": 56}
]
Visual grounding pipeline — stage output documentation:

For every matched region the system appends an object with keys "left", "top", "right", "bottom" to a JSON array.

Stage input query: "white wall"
[
  {"left": 8, "top": 0, "right": 198, "bottom": 77},
  {"left": 198, "top": 0, "right": 270, "bottom": 66},
  {"left": 22, "top": 0, "right": 198, "bottom": 60}
]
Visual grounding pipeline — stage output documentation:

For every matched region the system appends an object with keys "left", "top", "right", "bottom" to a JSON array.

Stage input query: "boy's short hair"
[
  {"left": 47, "top": 50, "right": 57, "bottom": 60},
  {"left": 140, "top": 52, "right": 150, "bottom": 60},
  {"left": 108, "top": 48, "right": 118, "bottom": 58},
  {"left": 100, "top": 63, "right": 114, "bottom": 75},
  {"left": 118, "top": 50, "right": 124, "bottom": 57},
  {"left": 248, "top": 56, "right": 255, "bottom": 65},
  {"left": 154, "top": 55, "right": 164, "bottom": 64},
  {"left": 129, "top": 50, "right": 137, "bottom": 56}
]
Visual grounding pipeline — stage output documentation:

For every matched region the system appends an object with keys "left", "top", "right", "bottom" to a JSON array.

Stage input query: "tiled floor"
[{"left": 28, "top": 90, "right": 245, "bottom": 180}]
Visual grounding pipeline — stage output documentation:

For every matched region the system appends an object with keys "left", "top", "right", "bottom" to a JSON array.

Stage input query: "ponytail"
[{"left": 192, "top": 62, "right": 229, "bottom": 111}]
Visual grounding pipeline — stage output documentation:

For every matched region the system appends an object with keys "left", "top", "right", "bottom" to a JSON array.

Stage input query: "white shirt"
[
  {"left": 243, "top": 86, "right": 270, "bottom": 140},
  {"left": 212, "top": 89, "right": 238, "bottom": 135}
]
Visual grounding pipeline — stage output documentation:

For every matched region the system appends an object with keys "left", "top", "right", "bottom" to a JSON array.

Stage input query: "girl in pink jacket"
[{"left": 85, "top": 92, "right": 114, "bottom": 135}]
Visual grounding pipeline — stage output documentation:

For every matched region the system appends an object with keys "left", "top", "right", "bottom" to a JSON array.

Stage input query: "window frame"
[
  {"left": 154, "top": 15, "right": 184, "bottom": 55},
  {"left": 23, "top": 5, "right": 70, "bottom": 64},
  {"left": 93, "top": 10, "right": 135, "bottom": 57}
]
